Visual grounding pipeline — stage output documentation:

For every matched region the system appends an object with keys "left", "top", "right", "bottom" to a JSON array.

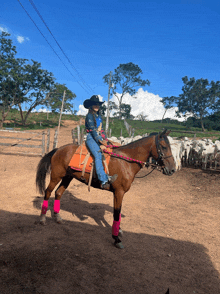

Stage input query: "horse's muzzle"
[{"left": 163, "top": 166, "right": 176, "bottom": 176}]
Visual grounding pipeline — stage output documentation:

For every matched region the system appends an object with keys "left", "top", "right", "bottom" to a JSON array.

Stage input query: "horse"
[{"left": 36, "top": 129, "right": 176, "bottom": 249}]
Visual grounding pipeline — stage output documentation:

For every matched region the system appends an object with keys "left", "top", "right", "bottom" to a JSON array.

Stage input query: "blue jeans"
[{"left": 86, "top": 133, "right": 108, "bottom": 184}]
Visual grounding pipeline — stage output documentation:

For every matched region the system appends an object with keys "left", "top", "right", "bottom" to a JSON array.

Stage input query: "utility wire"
[
  {"left": 17, "top": 0, "right": 91, "bottom": 95},
  {"left": 28, "top": 0, "right": 93, "bottom": 94}
]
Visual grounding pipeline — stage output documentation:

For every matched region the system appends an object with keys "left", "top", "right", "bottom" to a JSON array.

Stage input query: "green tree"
[
  {"left": 17, "top": 60, "right": 55, "bottom": 125},
  {"left": 136, "top": 112, "right": 148, "bottom": 121},
  {"left": 46, "top": 83, "right": 76, "bottom": 114},
  {"left": 160, "top": 96, "right": 176, "bottom": 123},
  {"left": 99, "top": 103, "right": 107, "bottom": 116},
  {"left": 103, "top": 62, "right": 150, "bottom": 119},
  {"left": 161, "top": 77, "right": 220, "bottom": 131},
  {"left": 117, "top": 103, "right": 132, "bottom": 119},
  {"left": 0, "top": 32, "right": 25, "bottom": 128},
  {"left": 0, "top": 32, "right": 56, "bottom": 127}
]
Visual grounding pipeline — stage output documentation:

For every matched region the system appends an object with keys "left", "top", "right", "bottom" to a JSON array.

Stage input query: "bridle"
[
  {"left": 155, "top": 134, "right": 173, "bottom": 166},
  {"left": 136, "top": 134, "right": 174, "bottom": 178}
]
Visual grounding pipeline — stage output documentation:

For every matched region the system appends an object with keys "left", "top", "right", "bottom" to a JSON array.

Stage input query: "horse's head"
[{"left": 150, "top": 129, "right": 176, "bottom": 176}]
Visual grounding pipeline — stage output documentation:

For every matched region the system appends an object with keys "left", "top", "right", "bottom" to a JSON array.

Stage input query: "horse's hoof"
[
  {"left": 40, "top": 214, "right": 46, "bottom": 225},
  {"left": 114, "top": 242, "right": 124, "bottom": 249},
  {"left": 54, "top": 213, "right": 64, "bottom": 224},
  {"left": 119, "top": 228, "right": 123, "bottom": 237}
]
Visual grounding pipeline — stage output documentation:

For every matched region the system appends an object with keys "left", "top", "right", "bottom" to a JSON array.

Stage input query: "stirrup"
[{"left": 101, "top": 181, "right": 110, "bottom": 190}]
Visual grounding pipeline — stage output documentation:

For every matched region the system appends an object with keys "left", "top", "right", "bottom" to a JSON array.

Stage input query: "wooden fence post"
[
  {"left": 81, "top": 128, "right": 84, "bottom": 145},
  {"left": 47, "top": 129, "right": 50, "bottom": 153},
  {"left": 53, "top": 128, "right": 58, "bottom": 149},
  {"left": 72, "top": 128, "right": 76, "bottom": 144},
  {"left": 77, "top": 125, "right": 80, "bottom": 145},
  {"left": 42, "top": 132, "right": 45, "bottom": 156}
]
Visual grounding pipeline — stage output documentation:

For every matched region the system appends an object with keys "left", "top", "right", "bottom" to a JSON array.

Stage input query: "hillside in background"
[{"left": 1, "top": 109, "right": 220, "bottom": 139}]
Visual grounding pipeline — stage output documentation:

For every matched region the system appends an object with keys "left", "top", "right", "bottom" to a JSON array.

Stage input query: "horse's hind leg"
[
  {"left": 40, "top": 176, "right": 62, "bottom": 224},
  {"left": 53, "top": 174, "right": 74, "bottom": 224}
]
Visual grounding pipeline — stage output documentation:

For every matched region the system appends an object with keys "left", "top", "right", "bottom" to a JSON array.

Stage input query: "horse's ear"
[
  {"left": 159, "top": 128, "right": 167, "bottom": 138},
  {"left": 166, "top": 130, "right": 171, "bottom": 136}
]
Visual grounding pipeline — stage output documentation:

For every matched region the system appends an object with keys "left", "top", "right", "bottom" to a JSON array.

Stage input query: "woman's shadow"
[{"left": 33, "top": 190, "right": 125, "bottom": 227}]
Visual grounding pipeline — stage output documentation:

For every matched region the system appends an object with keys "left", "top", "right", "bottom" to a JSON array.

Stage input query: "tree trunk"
[
  {"left": 0, "top": 110, "right": 9, "bottom": 129},
  {"left": 18, "top": 104, "right": 25, "bottom": 125},
  {"left": 161, "top": 109, "right": 168, "bottom": 123},
  {"left": 200, "top": 116, "right": 205, "bottom": 132},
  {"left": 23, "top": 108, "right": 34, "bottom": 126}
]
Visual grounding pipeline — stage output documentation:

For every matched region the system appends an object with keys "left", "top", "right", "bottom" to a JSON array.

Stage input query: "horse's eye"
[{"left": 161, "top": 146, "right": 167, "bottom": 150}]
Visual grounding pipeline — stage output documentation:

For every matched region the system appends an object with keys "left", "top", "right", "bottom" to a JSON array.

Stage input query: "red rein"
[{"left": 103, "top": 145, "right": 146, "bottom": 165}]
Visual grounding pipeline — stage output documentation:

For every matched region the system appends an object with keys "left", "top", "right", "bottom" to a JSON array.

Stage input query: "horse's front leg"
[{"left": 112, "top": 189, "right": 124, "bottom": 249}]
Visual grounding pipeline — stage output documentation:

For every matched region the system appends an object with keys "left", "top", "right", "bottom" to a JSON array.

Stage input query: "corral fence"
[
  {"left": 0, "top": 129, "right": 51, "bottom": 157},
  {"left": 182, "top": 148, "right": 220, "bottom": 171}
]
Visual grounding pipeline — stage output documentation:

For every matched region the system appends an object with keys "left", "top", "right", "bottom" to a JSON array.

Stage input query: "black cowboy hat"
[{"left": 83, "top": 95, "right": 104, "bottom": 109}]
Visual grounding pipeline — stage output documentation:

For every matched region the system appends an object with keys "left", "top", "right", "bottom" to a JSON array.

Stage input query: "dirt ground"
[{"left": 0, "top": 121, "right": 220, "bottom": 294}]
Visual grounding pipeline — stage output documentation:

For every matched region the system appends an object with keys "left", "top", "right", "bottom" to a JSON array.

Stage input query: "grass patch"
[{"left": 1, "top": 109, "right": 220, "bottom": 139}]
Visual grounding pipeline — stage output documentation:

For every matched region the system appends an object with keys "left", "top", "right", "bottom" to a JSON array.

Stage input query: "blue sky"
[{"left": 1, "top": 0, "right": 220, "bottom": 120}]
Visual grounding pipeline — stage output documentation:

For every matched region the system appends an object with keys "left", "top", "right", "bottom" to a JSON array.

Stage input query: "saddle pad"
[{"left": 69, "top": 143, "right": 112, "bottom": 173}]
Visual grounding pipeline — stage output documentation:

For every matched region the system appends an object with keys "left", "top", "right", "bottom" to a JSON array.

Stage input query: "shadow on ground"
[
  {"left": 0, "top": 208, "right": 219, "bottom": 294},
  {"left": 33, "top": 190, "right": 117, "bottom": 227}
]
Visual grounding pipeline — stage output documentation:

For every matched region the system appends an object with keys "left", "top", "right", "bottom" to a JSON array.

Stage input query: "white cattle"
[{"left": 107, "top": 133, "right": 220, "bottom": 171}]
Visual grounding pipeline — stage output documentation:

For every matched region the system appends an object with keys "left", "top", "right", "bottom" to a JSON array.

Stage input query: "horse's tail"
[{"left": 36, "top": 148, "right": 58, "bottom": 195}]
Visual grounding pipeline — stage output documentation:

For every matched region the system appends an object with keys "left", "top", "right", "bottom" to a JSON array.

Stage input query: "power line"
[
  {"left": 17, "top": 0, "right": 92, "bottom": 95},
  {"left": 28, "top": 0, "right": 94, "bottom": 94}
]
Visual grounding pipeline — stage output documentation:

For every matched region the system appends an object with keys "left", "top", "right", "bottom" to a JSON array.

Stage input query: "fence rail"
[{"left": 0, "top": 129, "right": 50, "bottom": 157}]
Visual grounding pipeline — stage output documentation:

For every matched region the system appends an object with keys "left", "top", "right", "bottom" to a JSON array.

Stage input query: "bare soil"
[{"left": 0, "top": 120, "right": 220, "bottom": 294}]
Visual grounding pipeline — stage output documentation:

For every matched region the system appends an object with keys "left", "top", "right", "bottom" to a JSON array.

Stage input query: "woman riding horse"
[
  {"left": 36, "top": 123, "right": 176, "bottom": 248},
  {"left": 84, "top": 95, "right": 117, "bottom": 190}
]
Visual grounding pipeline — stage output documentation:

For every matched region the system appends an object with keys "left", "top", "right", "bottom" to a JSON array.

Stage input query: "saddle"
[{"left": 69, "top": 142, "right": 112, "bottom": 189}]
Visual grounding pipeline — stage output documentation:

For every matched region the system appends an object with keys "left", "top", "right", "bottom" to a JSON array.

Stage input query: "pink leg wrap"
[
  {"left": 112, "top": 214, "right": 121, "bottom": 236},
  {"left": 41, "top": 200, "right": 48, "bottom": 215},
  {"left": 53, "top": 200, "right": 60, "bottom": 214}
]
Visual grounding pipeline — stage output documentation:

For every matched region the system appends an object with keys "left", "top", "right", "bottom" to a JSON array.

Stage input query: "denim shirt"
[{"left": 85, "top": 112, "right": 107, "bottom": 144}]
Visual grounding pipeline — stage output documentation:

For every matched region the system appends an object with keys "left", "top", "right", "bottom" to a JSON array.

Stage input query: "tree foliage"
[
  {"left": 46, "top": 83, "right": 76, "bottom": 114},
  {"left": 103, "top": 62, "right": 150, "bottom": 119},
  {"left": 17, "top": 60, "right": 55, "bottom": 125},
  {"left": 113, "top": 103, "right": 132, "bottom": 119},
  {"left": 161, "top": 76, "right": 220, "bottom": 131},
  {"left": 0, "top": 32, "right": 25, "bottom": 127},
  {"left": 135, "top": 112, "right": 148, "bottom": 121},
  {"left": 0, "top": 32, "right": 76, "bottom": 127}
]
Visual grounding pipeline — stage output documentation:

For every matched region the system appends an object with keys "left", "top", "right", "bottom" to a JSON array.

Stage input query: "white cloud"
[
  {"left": 32, "top": 108, "right": 50, "bottom": 113},
  {"left": 76, "top": 90, "right": 186, "bottom": 121},
  {"left": 110, "top": 88, "right": 187, "bottom": 121},
  {"left": 0, "top": 26, "right": 8, "bottom": 32},
  {"left": 17, "top": 36, "right": 25, "bottom": 43},
  {"left": 77, "top": 104, "right": 88, "bottom": 116}
]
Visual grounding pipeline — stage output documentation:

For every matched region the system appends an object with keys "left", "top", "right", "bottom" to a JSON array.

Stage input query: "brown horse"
[{"left": 36, "top": 129, "right": 175, "bottom": 248}]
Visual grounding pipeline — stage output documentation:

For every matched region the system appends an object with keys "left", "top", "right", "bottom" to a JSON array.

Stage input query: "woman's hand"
[
  {"left": 99, "top": 139, "right": 108, "bottom": 146},
  {"left": 100, "top": 145, "right": 106, "bottom": 151}
]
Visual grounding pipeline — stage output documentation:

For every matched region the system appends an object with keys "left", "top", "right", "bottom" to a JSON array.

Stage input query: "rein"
[
  {"left": 102, "top": 134, "right": 169, "bottom": 178},
  {"left": 104, "top": 145, "right": 148, "bottom": 167},
  {"left": 103, "top": 146, "right": 158, "bottom": 178}
]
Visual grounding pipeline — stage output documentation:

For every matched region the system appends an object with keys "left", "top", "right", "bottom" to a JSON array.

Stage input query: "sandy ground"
[{"left": 0, "top": 120, "right": 220, "bottom": 294}]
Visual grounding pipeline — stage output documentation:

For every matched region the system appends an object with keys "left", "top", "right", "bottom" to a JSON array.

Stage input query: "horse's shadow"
[{"left": 33, "top": 190, "right": 125, "bottom": 227}]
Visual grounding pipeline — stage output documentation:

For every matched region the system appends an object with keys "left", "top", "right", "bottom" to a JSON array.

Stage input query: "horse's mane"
[{"left": 114, "top": 132, "right": 169, "bottom": 149}]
